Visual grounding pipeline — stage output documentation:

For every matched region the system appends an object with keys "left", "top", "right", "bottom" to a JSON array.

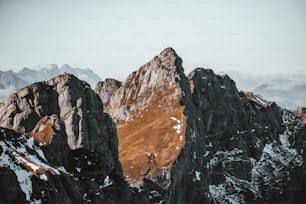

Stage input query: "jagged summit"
[
  {"left": 104, "top": 47, "right": 183, "bottom": 122},
  {"left": 94, "top": 48, "right": 187, "bottom": 187}
]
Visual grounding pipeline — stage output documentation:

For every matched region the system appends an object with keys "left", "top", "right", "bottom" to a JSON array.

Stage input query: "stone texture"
[
  {"left": 0, "top": 74, "right": 108, "bottom": 151},
  {"left": 95, "top": 48, "right": 186, "bottom": 190},
  {"left": 95, "top": 78, "right": 122, "bottom": 106},
  {"left": 168, "top": 67, "right": 306, "bottom": 203},
  {"left": 105, "top": 48, "right": 181, "bottom": 122}
]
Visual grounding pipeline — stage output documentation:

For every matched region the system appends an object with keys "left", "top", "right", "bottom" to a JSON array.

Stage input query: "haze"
[{"left": 1, "top": 0, "right": 306, "bottom": 81}]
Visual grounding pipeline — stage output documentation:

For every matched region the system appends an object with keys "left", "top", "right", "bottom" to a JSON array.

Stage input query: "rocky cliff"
[
  {"left": 173, "top": 68, "right": 306, "bottom": 203},
  {"left": 0, "top": 74, "right": 145, "bottom": 203},
  {"left": 96, "top": 48, "right": 187, "bottom": 191},
  {"left": 96, "top": 48, "right": 306, "bottom": 203},
  {"left": 95, "top": 78, "right": 122, "bottom": 107}
]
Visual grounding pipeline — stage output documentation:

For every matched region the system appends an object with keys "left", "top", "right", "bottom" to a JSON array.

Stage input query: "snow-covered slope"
[{"left": 0, "top": 128, "right": 68, "bottom": 202}]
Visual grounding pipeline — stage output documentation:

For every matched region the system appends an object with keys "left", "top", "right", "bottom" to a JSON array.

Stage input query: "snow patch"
[
  {"left": 0, "top": 142, "right": 32, "bottom": 200},
  {"left": 103, "top": 175, "right": 113, "bottom": 188},
  {"left": 0, "top": 130, "right": 69, "bottom": 202},
  {"left": 171, "top": 117, "right": 182, "bottom": 134},
  {"left": 195, "top": 171, "right": 201, "bottom": 181}
]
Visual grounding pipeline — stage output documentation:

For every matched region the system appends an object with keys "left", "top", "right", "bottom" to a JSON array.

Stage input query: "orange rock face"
[
  {"left": 98, "top": 48, "right": 187, "bottom": 184},
  {"left": 29, "top": 115, "right": 58, "bottom": 145},
  {"left": 117, "top": 89, "right": 186, "bottom": 184}
]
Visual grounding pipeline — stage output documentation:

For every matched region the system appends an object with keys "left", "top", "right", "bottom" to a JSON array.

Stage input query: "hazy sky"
[{"left": 0, "top": 0, "right": 305, "bottom": 80}]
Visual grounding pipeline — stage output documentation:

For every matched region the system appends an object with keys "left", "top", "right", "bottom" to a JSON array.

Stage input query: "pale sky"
[{"left": 0, "top": 0, "right": 306, "bottom": 80}]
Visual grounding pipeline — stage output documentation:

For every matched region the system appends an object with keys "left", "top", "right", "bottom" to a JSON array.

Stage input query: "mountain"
[
  {"left": 0, "top": 48, "right": 305, "bottom": 203},
  {"left": 0, "top": 64, "right": 101, "bottom": 102},
  {"left": 95, "top": 48, "right": 306, "bottom": 203},
  {"left": 227, "top": 71, "right": 306, "bottom": 109},
  {"left": 0, "top": 74, "right": 145, "bottom": 203},
  {"left": 251, "top": 83, "right": 306, "bottom": 109}
]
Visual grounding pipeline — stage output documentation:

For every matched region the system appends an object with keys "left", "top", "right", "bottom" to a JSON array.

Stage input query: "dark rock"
[
  {"left": 173, "top": 67, "right": 306, "bottom": 203},
  {"left": 0, "top": 74, "right": 147, "bottom": 203},
  {"left": 0, "top": 168, "right": 27, "bottom": 204}
]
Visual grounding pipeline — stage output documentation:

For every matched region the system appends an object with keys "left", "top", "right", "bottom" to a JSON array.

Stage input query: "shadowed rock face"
[{"left": 168, "top": 67, "right": 306, "bottom": 203}]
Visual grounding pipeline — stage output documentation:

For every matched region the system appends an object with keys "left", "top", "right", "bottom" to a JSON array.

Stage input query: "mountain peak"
[
  {"left": 151, "top": 47, "right": 179, "bottom": 70},
  {"left": 105, "top": 48, "right": 183, "bottom": 122}
]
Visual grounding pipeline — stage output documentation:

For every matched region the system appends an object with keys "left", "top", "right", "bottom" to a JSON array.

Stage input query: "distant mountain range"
[
  {"left": 226, "top": 71, "right": 306, "bottom": 109},
  {"left": 0, "top": 64, "right": 101, "bottom": 102}
]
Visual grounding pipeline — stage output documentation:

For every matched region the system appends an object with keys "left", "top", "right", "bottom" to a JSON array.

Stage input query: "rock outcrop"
[
  {"left": 95, "top": 78, "right": 122, "bottom": 106},
  {"left": 172, "top": 68, "right": 306, "bottom": 203},
  {"left": 96, "top": 48, "right": 186, "bottom": 191},
  {"left": 0, "top": 74, "right": 145, "bottom": 203}
]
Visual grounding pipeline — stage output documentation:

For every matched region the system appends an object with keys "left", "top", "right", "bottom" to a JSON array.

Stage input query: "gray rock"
[
  {"left": 105, "top": 47, "right": 180, "bottom": 122},
  {"left": 0, "top": 74, "right": 147, "bottom": 203},
  {"left": 0, "top": 74, "right": 106, "bottom": 151},
  {"left": 95, "top": 78, "right": 122, "bottom": 105}
]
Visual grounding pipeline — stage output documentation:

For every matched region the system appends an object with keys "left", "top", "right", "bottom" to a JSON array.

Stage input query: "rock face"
[
  {"left": 95, "top": 48, "right": 306, "bottom": 203},
  {"left": 97, "top": 48, "right": 186, "bottom": 190},
  {"left": 0, "top": 74, "right": 107, "bottom": 150},
  {"left": 95, "top": 78, "right": 122, "bottom": 106},
  {"left": 0, "top": 74, "right": 145, "bottom": 203},
  {"left": 172, "top": 68, "right": 306, "bottom": 203}
]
